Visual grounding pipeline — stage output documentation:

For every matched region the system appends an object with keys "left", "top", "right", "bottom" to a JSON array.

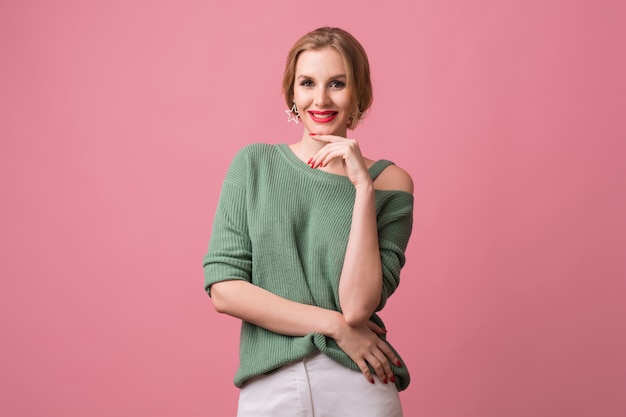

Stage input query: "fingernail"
[
  {"left": 390, "top": 376, "right": 396, "bottom": 383},
  {"left": 369, "top": 378, "right": 375, "bottom": 384},
  {"left": 317, "top": 161, "right": 323, "bottom": 168},
  {"left": 396, "top": 360, "right": 402, "bottom": 367},
  {"left": 382, "top": 378, "right": 388, "bottom": 384},
  {"left": 307, "top": 158, "right": 312, "bottom": 164}
]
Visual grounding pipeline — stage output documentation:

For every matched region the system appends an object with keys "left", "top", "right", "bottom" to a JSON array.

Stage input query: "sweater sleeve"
[
  {"left": 375, "top": 191, "right": 414, "bottom": 311},
  {"left": 202, "top": 148, "right": 252, "bottom": 296}
]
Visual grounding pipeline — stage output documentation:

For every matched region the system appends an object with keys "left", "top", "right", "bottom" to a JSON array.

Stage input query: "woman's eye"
[
  {"left": 329, "top": 80, "right": 345, "bottom": 88},
  {"left": 300, "top": 80, "right": 313, "bottom": 87}
]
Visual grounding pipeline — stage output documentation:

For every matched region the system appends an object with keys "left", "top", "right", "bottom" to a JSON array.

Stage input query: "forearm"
[
  {"left": 210, "top": 280, "right": 343, "bottom": 337},
  {"left": 338, "top": 182, "right": 382, "bottom": 326}
]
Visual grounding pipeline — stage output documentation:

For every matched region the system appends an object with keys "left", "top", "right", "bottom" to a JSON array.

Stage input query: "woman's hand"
[
  {"left": 308, "top": 134, "right": 371, "bottom": 188},
  {"left": 332, "top": 319, "right": 401, "bottom": 385}
]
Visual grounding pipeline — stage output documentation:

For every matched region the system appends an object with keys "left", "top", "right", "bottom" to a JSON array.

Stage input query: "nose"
[{"left": 314, "top": 86, "right": 331, "bottom": 107}]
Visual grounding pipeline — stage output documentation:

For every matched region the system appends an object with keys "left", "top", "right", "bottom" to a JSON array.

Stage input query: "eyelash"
[{"left": 299, "top": 80, "right": 346, "bottom": 88}]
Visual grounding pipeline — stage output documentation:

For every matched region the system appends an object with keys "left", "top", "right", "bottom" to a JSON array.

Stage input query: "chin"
[{"left": 308, "top": 124, "right": 346, "bottom": 136}]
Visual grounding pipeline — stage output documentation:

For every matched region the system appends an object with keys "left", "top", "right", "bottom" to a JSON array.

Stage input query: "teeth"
[{"left": 312, "top": 113, "right": 334, "bottom": 119}]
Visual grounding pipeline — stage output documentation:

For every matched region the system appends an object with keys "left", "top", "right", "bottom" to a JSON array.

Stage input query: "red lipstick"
[{"left": 308, "top": 110, "right": 338, "bottom": 123}]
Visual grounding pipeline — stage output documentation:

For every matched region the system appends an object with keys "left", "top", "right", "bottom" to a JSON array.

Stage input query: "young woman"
[{"left": 203, "top": 27, "right": 414, "bottom": 417}]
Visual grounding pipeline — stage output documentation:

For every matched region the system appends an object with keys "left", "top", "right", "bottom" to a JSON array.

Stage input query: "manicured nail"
[
  {"left": 369, "top": 378, "right": 375, "bottom": 384},
  {"left": 390, "top": 376, "right": 396, "bottom": 383},
  {"left": 396, "top": 360, "right": 402, "bottom": 367},
  {"left": 317, "top": 161, "right": 323, "bottom": 168},
  {"left": 307, "top": 158, "right": 312, "bottom": 164},
  {"left": 382, "top": 378, "right": 388, "bottom": 384}
]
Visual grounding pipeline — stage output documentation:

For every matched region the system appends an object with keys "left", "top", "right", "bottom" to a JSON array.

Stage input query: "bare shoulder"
[{"left": 373, "top": 163, "right": 414, "bottom": 194}]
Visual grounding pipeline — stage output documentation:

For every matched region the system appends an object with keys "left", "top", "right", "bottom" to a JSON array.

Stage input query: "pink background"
[{"left": 1, "top": 1, "right": 625, "bottom": 416}]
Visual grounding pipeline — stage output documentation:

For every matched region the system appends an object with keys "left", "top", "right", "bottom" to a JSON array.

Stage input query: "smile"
[{"left": 308, "top": 111, "right": 338, "bottom": 123}]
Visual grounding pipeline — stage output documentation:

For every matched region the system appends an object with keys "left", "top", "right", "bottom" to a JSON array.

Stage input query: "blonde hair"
[{"left": 281, "top": 27, "right": 372, "bottom": 129}]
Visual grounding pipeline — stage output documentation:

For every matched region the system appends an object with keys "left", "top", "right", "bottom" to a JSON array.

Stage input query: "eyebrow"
[{"left": 296, "top": 74, "right": 347, "bottom": 80}]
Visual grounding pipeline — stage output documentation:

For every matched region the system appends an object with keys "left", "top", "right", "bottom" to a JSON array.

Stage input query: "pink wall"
[{"left": 1, "top": 1, "right": 624, "bottom": 416}]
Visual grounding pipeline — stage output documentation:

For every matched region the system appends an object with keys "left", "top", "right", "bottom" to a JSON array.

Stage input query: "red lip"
[{"left": 308, "top": 111, "right": 338, "bottom": 123}]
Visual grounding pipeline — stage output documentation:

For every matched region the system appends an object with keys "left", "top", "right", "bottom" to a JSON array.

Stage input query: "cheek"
[
  {"left": 337, "top": 90, "right": 354, "bottom": 107},
  {"left": 338, "top": 96, "right": 355, "bottom": 112},
  {"left": 293, "top": 90, "right": 311, "bottom": 107}
]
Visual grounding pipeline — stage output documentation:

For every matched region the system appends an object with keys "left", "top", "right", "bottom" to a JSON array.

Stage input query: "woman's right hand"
[
  {"left": 211, "top": 281, "right": 401, "bottom": 384},
  {"left": 332, "top": 319, "right": 401, "bottom": 385}
]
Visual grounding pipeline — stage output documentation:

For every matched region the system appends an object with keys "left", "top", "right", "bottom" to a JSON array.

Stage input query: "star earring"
[{"left": 286, "top": 102, "right": 299, "bottom": 124}]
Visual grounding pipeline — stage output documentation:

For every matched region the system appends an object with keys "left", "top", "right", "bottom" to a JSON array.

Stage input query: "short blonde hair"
[{"left": 282, "top": 27, "right": 373, "bottom": 129}]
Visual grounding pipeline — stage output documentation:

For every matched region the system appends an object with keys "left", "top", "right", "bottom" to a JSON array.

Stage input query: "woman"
[{"left": 203, "top": 27, "right": 414, "bottom": 416}]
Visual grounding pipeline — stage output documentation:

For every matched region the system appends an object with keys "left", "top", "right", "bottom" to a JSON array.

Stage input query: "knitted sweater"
[{"left": 203, "top": 143, "right": 414, "bottom": 391}]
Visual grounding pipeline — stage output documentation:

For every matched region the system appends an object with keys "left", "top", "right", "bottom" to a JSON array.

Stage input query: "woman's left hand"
[{"left": 308, "top": 134, "right": 372, "bottom": 188}]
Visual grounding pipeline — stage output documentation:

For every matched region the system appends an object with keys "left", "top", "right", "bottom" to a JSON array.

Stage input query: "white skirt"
[{"left": 236, "top": 352, "right": 403, "bottom": 417}]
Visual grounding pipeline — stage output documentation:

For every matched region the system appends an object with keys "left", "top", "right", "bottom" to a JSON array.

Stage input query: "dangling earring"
[{"left": 285, "top": 102, "right": 299, "bottom": 124}]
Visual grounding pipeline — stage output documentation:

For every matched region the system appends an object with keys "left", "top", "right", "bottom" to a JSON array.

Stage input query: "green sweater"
[{"left": 203, "top": 143, "right": 414, "bottom": 391}]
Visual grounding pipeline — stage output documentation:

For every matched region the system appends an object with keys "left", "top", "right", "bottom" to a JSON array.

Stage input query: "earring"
[
  {"left": 285, "top": 102, "right": 299, "bottom": 124},
  {"left": 347, "top": 107, "right": 366, "bottom": 129}
]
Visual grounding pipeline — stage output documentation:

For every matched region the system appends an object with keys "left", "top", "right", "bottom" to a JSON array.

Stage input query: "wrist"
[
  {"left": 354, "top": 179, "right": 374, "bottom": 194},
  {"left": 323, "top": 311, "right": 346, "bottom": 339}
]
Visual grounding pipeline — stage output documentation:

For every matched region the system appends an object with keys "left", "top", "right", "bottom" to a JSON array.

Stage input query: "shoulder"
[
  {"left": 373, "top": 162, "right": 414, "bottom": 194},
  {"left": 234, "top": 142, "right": 276, "bottom": 159},
  {"left": 230, "top": 143, "right": 279, "bottom": 167},
  {"left": 226, "top": 143, "right": 278, "bottom": 183}
]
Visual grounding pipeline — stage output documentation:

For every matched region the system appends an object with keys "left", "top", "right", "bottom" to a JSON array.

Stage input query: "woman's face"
[{"left": 293, "top": 47, "right": 354, "bottom": 137}]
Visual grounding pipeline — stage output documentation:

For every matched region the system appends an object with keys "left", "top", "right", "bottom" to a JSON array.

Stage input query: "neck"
[
  {"left": 289, "top": 135, "right": 346, "bottom": 174},
  {"left": 296, "top": 127, "right": 347, "bottom": 151},
  {"left": 288, "top": 138, "right": 316, "bottom": 161}
]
